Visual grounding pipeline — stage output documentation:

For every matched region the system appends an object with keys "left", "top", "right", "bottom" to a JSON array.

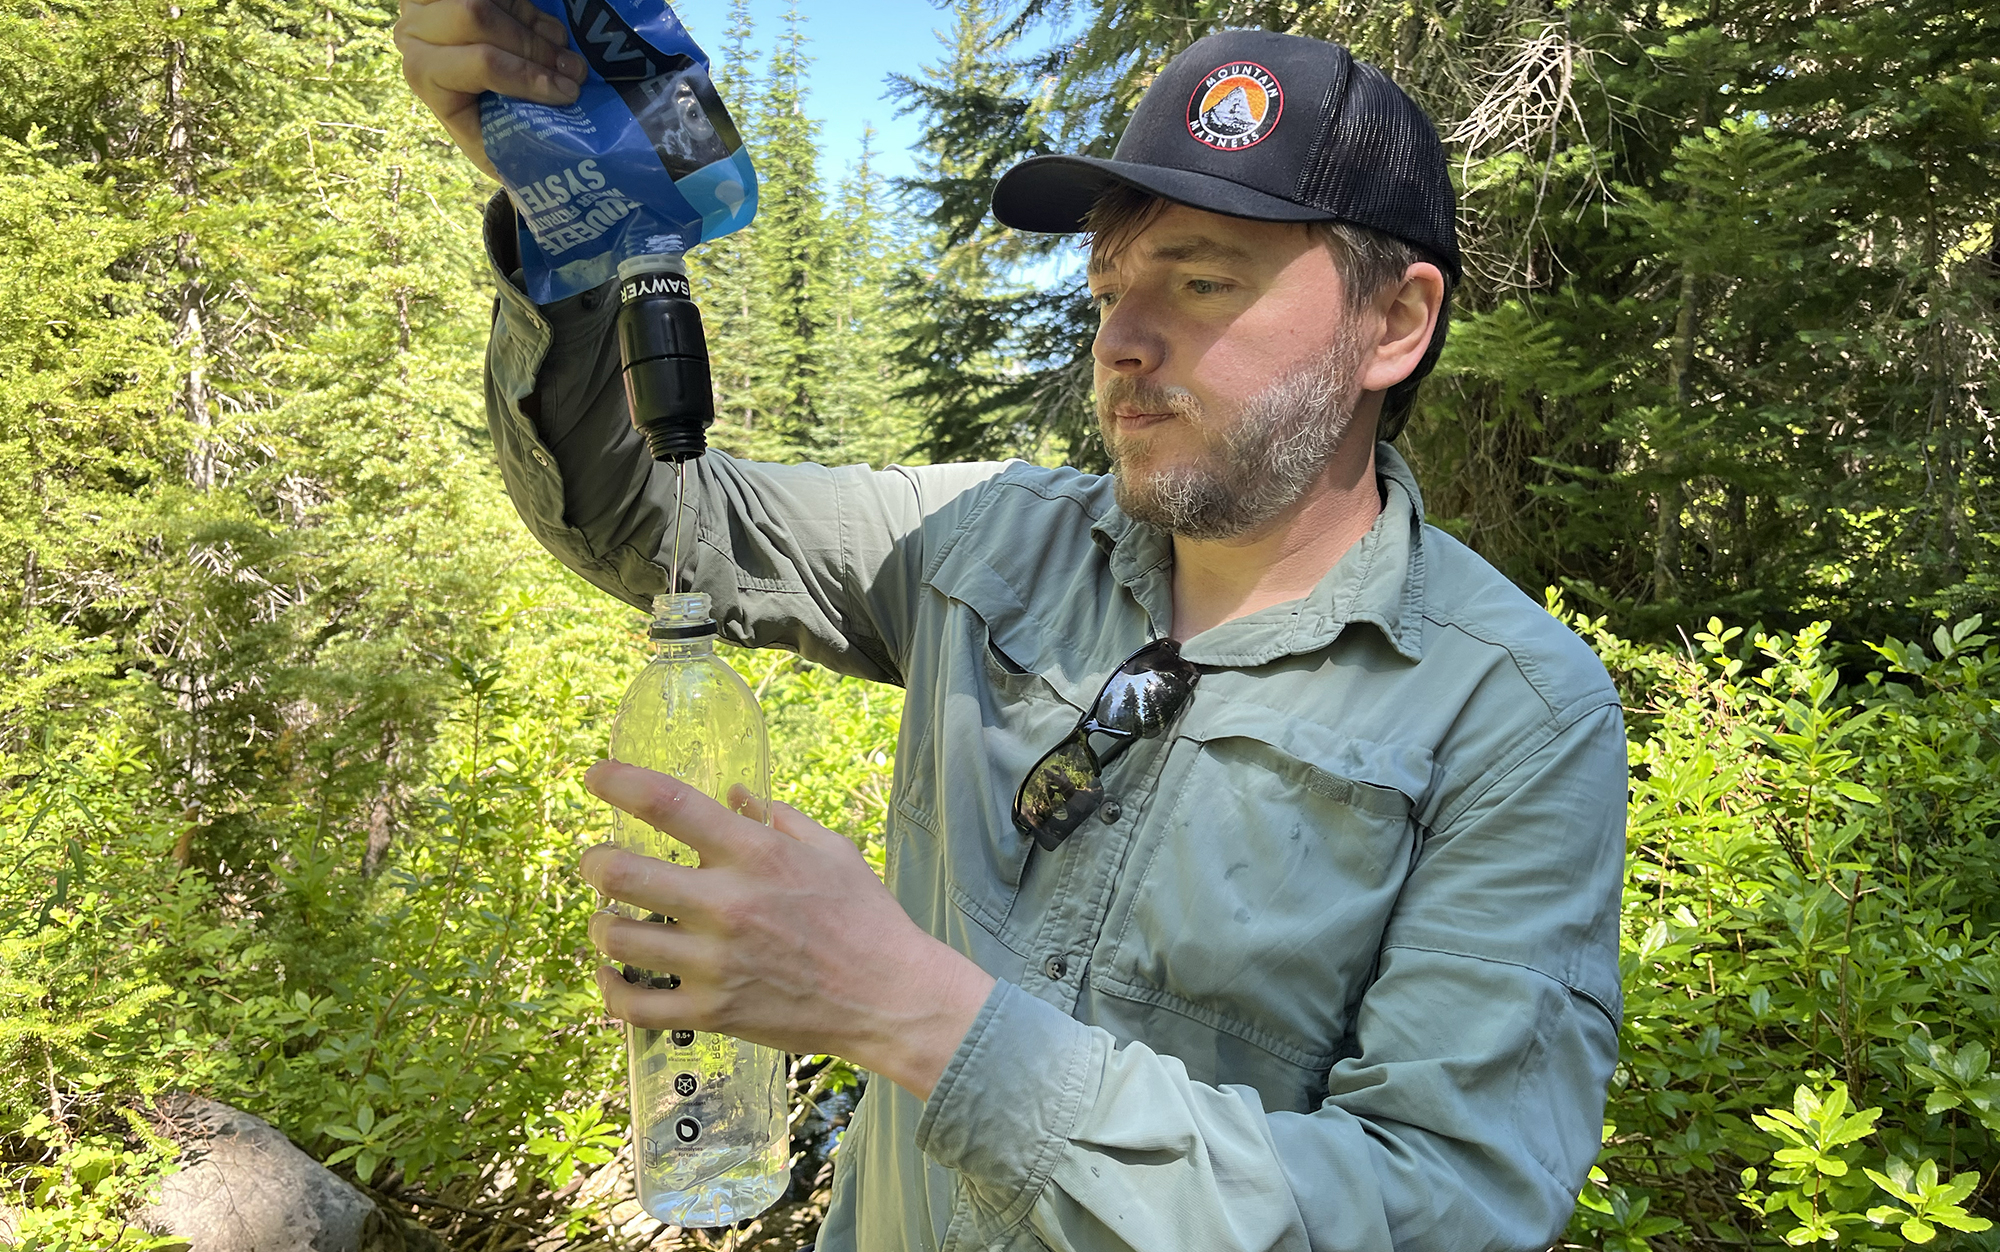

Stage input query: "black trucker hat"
[{"left": 992, "top": 30, "right": 1459, "bottom": 436}]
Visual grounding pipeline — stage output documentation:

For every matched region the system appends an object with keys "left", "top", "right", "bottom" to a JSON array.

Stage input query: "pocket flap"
[
  {"left": 925, "top": 543, "right": 1096, "bottom": 711},
  {"left": 1176, "top": 698, "right": 1433, "bottom": 813}
]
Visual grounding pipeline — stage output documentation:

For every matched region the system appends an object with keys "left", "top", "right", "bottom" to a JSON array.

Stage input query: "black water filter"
[{"left": 616, "top": 255, "right": 714, "bottom": 463}]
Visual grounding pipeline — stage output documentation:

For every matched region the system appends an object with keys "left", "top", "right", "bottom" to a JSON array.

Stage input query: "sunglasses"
[{"left": 1011, "top": 638, "right": 1200, "bottom": 851}]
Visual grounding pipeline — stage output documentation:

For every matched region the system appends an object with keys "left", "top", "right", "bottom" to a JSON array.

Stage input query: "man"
[{"left": 394, "top": 12, "right": 1628, "bottom": 1250}]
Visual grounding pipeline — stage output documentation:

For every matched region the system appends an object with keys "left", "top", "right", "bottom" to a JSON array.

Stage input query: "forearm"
[
  {"left": 483, "top": 191, "right": 668, "bottom": 609},
  {"left": 850, "top": 934, "right": 997, "bottom": 1102},
  {"left": 482, "top": 192, "right": 994, "bottom": 681}
]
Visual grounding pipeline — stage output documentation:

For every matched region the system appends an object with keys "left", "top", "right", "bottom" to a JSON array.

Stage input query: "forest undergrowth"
[{"left": 4, "top": 577, "right": 1999, "bottom": 1249}]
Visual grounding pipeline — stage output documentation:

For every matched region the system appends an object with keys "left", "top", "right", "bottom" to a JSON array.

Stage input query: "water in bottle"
[{"left": 606, "top": 592, "right": 788, "bottom": 1226}]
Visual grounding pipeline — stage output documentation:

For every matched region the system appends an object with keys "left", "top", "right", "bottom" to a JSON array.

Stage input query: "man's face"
[{"left": 1088, "top": 203, "right": 1371, "bottom": 540}]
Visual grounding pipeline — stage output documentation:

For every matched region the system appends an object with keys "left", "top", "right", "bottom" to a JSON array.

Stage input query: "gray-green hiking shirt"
[{"left": 480, "top": 198, "right": 1628, "bottom": 1252}]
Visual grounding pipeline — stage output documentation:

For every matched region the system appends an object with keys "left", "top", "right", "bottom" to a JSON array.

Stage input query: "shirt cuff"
[{"left": 914, "top": 979, "right": 1108, "bottom": 1229}]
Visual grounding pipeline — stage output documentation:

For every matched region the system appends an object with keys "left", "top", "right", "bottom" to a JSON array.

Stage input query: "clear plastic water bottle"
[{"left": 606, "top": 591, "right": 788, "bottom": 1227}]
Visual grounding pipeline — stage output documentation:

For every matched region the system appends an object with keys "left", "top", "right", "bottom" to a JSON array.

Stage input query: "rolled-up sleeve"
[{"left": 915, "top": 702, "right": 1627, "bottom": 1252}]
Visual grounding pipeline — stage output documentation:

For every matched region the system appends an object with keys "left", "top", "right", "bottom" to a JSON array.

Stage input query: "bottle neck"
[
  {"left": 653, "top": 635, "right": 715, "bottom": 661},
  {"left": 648, "top": 591, "right": 715, "bottom": 659}
]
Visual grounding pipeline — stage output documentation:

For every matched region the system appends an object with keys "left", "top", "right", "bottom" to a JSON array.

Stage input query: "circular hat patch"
[{"left": 1186, "top": 61, "right": 1283, "bottom": 151}]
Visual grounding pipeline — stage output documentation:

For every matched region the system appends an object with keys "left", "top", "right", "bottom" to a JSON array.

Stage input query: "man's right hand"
[{"left": 393, "top": 0, "right": 587, "bottom": 179}]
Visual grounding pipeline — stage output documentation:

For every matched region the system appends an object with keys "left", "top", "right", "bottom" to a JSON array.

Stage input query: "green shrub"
[
  {"left": 0, "top": 579, "right": 902, "bottom": 1249},
  {"left": 2, "top": 579, "right": 631, "bottom": 1245},
  {"left": 1565, "top": 606, "right": 2000, "bottom": 1248}
]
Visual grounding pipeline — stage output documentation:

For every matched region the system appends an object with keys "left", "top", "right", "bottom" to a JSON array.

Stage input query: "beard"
[{"left": 1099, "top": 329, "right": 1368, "bottom": 541}]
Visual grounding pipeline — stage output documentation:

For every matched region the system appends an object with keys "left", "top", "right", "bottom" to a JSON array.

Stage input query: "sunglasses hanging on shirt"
[{"left": 1012, "top": 638, "right": 1200, "bottom": 851}]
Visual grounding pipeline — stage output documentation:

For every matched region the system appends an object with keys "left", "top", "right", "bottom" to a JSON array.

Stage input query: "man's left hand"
[{"left": 580, "top": 759, "right": 996, "bottom": 1101}]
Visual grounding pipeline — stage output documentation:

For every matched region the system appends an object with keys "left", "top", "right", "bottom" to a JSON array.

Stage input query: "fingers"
[
  {"left": 400, "top": 36, "right": 580, "bottom": 109},
  {"left": 580, "top": 844, "right": 703, "bottom": 917},
  {"left": 397, "top": 0, "right": 580, "bottom": 77},
  {"left": 395, "top": 0, "right": 583, "bottom": 126},
  {"left": 392, "top": 0, "right": 581, "bottom": 173},
  {"left": 588, "top": 907, "right": 706, "bottom": 974},
  {"left": 444, "top": 43, "right": 580, "bottom": 105},
  {"left": 766, "top": 797, "right": 812, "bottom": 834},
  {"left": 587, "top": 760, "right": 771, "bottom": 864},
  {"left": 594, "top": 964, "right": 720, "bottom": 1032},
  {"left": 727, "top": 783, "right": 775, "bottom": 825},
  {"left": 497, "top": 0, "right": 571, "bottom": 51},
  {"left": 752, "top": 788, "right": 861, "bottom": 853}
]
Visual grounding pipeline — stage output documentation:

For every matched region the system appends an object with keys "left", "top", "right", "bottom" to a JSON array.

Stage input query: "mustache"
[{"left": 1095, "top": 376, "right": 1204, "bottom": 422}]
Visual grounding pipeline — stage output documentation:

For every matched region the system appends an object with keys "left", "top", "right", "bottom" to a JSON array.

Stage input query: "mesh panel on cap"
[
  {"left": 1294, "top": 61, "right": 1460, "bottom": 282},
  {"left": 1292, "top": 50, "right": 1355, "bottom": 212}
]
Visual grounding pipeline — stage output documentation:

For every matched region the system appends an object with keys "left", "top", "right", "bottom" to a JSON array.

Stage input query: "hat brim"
[{"left": 991, "top": 155, "right": 1337, "bottom": 234}]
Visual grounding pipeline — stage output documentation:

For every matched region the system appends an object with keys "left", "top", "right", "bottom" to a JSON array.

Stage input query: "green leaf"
[
  {"left": 1826, "top": 1111, "right": 1882, "bottom": 1147},
  {"left": 1941, "top": 1172, "right": 1982, "bottom": 1205},
  {"left": 1865, "top": 1165, "right": 1916, "bottom": 1201},
  {"left": 1934, "top": 1213, "right": 1995, "bottom": 1234}
]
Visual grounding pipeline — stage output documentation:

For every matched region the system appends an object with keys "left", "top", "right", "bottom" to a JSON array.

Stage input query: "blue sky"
[{"left": 674, "top": 0, "right": 960, "bottom": 188}]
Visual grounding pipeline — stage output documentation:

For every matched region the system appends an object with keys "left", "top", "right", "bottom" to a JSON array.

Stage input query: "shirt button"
[
  {"left": 1098, "top": 799, "right": 1123, "bottom": 824},
  {"left": 532, "top": 448, "right": 551, "bottom": 468},
  {"left": 1042, "top": 954, "right": 1070, "bottom": 981}
]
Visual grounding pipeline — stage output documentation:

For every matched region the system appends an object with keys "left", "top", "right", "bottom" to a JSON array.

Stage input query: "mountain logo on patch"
[{"left": 1186, "top": 62, "right": 1283, "bottom": 151}]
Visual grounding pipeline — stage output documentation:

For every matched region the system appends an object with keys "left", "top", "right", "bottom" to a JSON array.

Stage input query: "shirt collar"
[{"left": 1090, "top": 442, "right": 1429, "bottom": 667}]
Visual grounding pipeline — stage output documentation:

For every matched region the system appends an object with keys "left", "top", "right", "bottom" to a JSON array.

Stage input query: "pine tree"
[
  {"left": 688, "top": 0, "right": 842, "bottom": 463},
  {"left": 747, "top": 2, "right": 832, "bottom": 457},
  {"left": 690, "top": 0, "right": 770, "bottom": 454},
  {"left": 890, "top": 0, "right": 1097, "bottom": 467},
  {"left": 0, "top": 0, "right": 518, "bottom": 872},
  {"left": 818, "top": 128, "right": 926, "bottom": 467}
]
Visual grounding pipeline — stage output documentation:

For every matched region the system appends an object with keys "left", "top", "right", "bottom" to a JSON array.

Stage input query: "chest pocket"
[
  {"left": 892, "top": 547, "right": 1095, "bottom": 940},
  {"left": 1095, "top": 700, "right": 1429, "bottom": 1073}
]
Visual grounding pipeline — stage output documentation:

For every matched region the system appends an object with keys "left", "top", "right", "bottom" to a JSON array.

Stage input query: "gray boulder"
[{"left": 139, "top": 1097, "right": 439, "bottom": 1252}]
